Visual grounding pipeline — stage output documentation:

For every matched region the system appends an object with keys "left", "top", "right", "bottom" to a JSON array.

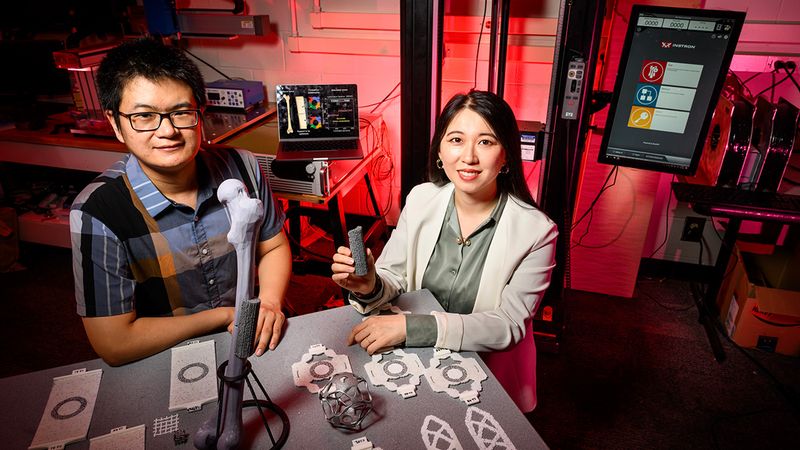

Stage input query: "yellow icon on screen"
[{"left": 628, "top": 106, "right": 654, "bottom": 129}]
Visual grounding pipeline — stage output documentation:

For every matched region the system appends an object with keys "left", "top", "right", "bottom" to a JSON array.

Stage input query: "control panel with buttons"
[
  {"left": 205, "top": 79, "right": 265, "bottom": 109},
  {"left": 561, "top": 58, "right": 586, "bottom": 120}
]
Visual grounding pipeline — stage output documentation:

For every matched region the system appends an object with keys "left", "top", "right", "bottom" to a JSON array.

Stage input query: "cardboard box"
[
  {"left": 715, "top": 244, "right": 745, "bottom": 314},
  {"left": 723, "top": 248, "right": 800, "bottom": 356}
]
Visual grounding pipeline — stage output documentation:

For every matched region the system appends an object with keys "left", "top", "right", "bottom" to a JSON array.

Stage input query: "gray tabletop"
[{"left": 0, "top": 290, "right": 547, "bottom": 449}]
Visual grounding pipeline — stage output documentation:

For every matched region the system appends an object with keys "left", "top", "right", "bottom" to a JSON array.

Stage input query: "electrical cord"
[
  {"left": 281, "top": 218, "right": 332, "bottom": 261},
  {"left": 359, "top": 82, "right": 401, "bottom": 112},
  {"left": 725, "top": 71, "right": 753, "bottom": 99},
  {"left": 571, "top": 171, "right": 635, "bottom": 249},
  {"left": 780, "top": 65, "right": 800, "bottom": 93},
  {"left": 708, "top": 216, "right": 742, "bottom": 283},
  {"left": 647, "top": 175, "right": 676, "bottom": 258},
  {"left": 753, "top": 74, "right": 790, "bottom": 99},
  {"left": 473, "top": 0, "right": 489, "bottom": 90},
  {"left": 636, "top": 279, "right": 695, "bottom": 312},
  {"left": 181, "top": 47, "right": 233, "bottom": 80},
  {"left": 358, "top": 117, "right": 395, "bottom": 218},
  {"left": 741, "top": 71, "right": 763, "bottom": 85},
  {"left": 698, "top": 236, "right": 705, "bottom": 266},
  {"left": 770, "top": 69, "right": 777, "bottom": 103},
  {"left": 570, "top": 207, "right": 594, "bottom": 249},
  {"left": 572, "top": 166, "right": 639, "bottom": 250},
  {"left": 571, "top": 165, "right": 619, "bottom": 231},
  {"left": 701, "top": 234, "right": 714, "bottom": 267},
  {"left": 372, "top": 122, "right": 395, "bottom": 217},
  {"left": 359, "top": 94, "right": 401, "bottom": 111}
]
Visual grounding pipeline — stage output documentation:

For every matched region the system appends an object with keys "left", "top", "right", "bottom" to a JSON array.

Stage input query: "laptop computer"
[{"left": 275, "top": 84, "right": 364, "bottom": 161}]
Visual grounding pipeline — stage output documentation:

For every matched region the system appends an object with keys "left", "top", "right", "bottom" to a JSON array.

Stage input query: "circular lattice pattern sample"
[
  {"left": 383, "top": 360, "right": 409, "bottom": 378},
  {"left": 442, "top": 365, "right": 468, "bottom": 383},
  {"left": 51, "top": 396, "right": 88, "bottom": 420},
  {"left": 310, "top": 360, "right": 335, "bottom": 379},
  {"left": 177, "top": 362, "right": 210, "bottom": 383}
]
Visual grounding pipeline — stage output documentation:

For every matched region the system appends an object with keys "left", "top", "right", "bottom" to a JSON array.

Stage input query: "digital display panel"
[
  {"left": 598, "top": 6, "right": 745, "bottom": 175},
  {"left": 275, "top": 84, "right": 359, "bottom": 140}
]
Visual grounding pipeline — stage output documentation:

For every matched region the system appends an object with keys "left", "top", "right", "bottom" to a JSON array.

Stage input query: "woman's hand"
[
  {"left": 347, "top": 314, "right": 407, "bottom": 354},
  {"left": 331, "top": 246, "right": 377, "bottom": 296}
]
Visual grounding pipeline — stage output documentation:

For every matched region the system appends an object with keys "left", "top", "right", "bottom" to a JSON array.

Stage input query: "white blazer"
[{"left": 349, "top": 182, "right": 558, "bottom": 412}]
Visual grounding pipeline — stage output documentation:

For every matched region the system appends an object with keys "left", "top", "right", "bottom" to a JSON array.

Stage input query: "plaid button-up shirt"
[{"left": 70, "top": 147, "right": 284, "bottom": 317}]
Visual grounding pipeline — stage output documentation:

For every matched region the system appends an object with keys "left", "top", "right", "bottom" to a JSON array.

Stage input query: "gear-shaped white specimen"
[
  {"left": 364, "top": 349, "right": 425, "bottom": 398},
  {"left": 421, "top": 415, "right": 463, "bottom": 450},
  {"left": 424, "top": 349, "right": 487, "bottom": 405},
  {"left": 292, "top": 344, "right": 352, "bottom": 393},
  {"left": 465, "top": 406, "right": 516, "bottom": 450}
]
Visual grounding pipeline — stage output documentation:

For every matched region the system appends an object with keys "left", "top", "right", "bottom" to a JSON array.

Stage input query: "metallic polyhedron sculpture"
[{"left": 318, "top": 372, "right": 373, "bottom": 430}]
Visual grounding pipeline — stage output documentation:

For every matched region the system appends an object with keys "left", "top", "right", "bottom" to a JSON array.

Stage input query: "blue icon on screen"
[{"left": 633, "top": 84, "right": 659, "bottom": 106}]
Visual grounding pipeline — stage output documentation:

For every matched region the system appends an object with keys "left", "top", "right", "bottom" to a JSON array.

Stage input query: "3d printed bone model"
[{"left": 194, "top": 179, "right": 264, "bottom": 450}]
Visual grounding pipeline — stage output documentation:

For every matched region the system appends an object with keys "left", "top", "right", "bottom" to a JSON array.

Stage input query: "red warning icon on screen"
[{"left": 640, "top": 60, "right": 665, "bottom": 84}]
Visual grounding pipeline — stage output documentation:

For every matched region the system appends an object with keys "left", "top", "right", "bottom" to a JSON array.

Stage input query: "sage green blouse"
[{"left": 405, "top": 192, "right": 508, "bottom": 346}]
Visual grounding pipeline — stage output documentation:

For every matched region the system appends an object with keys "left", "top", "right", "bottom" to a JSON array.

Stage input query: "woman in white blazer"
[{"left": 332, "top": 91, "right": 558, "bottom": 412}]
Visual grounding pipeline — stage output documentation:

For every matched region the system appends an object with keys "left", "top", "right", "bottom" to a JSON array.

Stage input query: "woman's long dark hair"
[{"left": 427, "top": 90, "right": 537, "bottom": 207}]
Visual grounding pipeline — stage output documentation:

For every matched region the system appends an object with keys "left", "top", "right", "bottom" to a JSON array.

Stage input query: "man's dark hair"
[
  {"left": 427, "top": 90, "right": 537, "bottom": 208},
  {"left": 97, "top": 37, "right": 206, "bottom": 119}
]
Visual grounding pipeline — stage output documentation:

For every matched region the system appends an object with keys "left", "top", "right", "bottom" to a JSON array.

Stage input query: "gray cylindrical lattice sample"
[
  {"left": 235, "top": 298, "right": 261, "bottom": 358},
  {"left": 348, "top": 226, "right": 368, "bottom": 276}
]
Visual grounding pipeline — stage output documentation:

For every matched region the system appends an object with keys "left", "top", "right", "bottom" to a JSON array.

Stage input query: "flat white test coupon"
[
  {"left": 29, "top": 368, "right": 103, "bottom": 449},
  {"left": 89, "top": 424, "right": 146, "bottom": 450},
  {"left": 169, "top": 339, "right": 218, "bottom": 412}
]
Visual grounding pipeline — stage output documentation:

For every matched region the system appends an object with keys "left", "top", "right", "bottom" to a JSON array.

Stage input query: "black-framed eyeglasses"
[{"left": 117, "top": 109, "right": 201, "bottom": 132}]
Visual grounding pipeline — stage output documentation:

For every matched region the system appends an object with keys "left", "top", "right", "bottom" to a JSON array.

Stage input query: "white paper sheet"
[
  {"left": 169, "top": 340, "right": 218, "bottom": 412},
  {"left": 29, "top": 368, "right": 103, "bottom": 449},
  {"left": 89, "top": 424, "right": 145, "bottom": 450}
]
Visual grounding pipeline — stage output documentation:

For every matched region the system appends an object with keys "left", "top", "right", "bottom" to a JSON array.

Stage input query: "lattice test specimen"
[
  {"left": 465, "top": 406, "right": 517, "bottom": 450},
  {"left": 319, "top": 372, "right": 373, "bottom": 430},
  {"left": 421, "top": 415, "right": 463, "bottom": 450},
  {"left": 364, "top": 349, "right": 425, "bottom": 398},
  {"left": 293, "top": 344, "right": 353, "bottom": 393},
  {"left": 348, "top": 226, "right": 368, "bottom": 276},
  {"left": 425, "top": 349, "right": 487, "bottom": 405}
]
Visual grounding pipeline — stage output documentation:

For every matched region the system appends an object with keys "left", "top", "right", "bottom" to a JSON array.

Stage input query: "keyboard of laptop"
[
  {"left": 281, "top": 139, "right": 359, "bottom": 152},
  {"left": 672, "top": 182, "right": 800, "bottom": 222}
]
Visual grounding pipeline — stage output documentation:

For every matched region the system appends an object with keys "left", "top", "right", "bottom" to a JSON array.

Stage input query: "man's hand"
[
  {"left": 250, "top": 231, "right": 291, "bottom": 357},
  {"left": 225, "top": 301, "right": 284, "bottom": 356},
  {"left": 85, "top": 307, "right": 235, "bottom": 366},
  {"left": 255, "top": 298, "right": 285, "bottom": 356},
  {"left": 347, "top": 314, "right": 406, "bottom": 355}
]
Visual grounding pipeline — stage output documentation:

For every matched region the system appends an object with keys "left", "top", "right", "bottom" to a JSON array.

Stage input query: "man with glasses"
[{"left": 69, "top": 38, "right": 291, "bottom": 365}]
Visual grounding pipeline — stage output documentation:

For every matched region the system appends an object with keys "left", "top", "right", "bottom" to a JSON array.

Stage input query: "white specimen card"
[
  {"left": 89, "top": 424, "right": 145, "bottom": 450},
  {"left": 650, "top": 109, "right": 690, "bottom": 134},
  {"left": 662, "top": 62, "right": 703, "bottom": 88},
  {"left": 169, "top": 340, "right": 218, "bottom": 412},
  {"left": 654, "top": 85, "right": 696, "bottom": 111},
  {"left": 29, "top": 368, "right": 103, "bottom": 449}
]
